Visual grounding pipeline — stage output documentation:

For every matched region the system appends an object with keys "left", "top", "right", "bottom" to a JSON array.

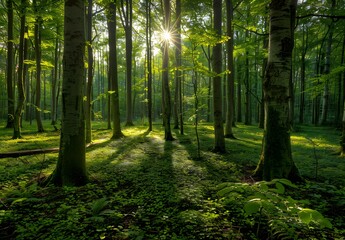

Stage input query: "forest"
[{"left": 0, "top": 0, "right": 345, "bottom": 239}]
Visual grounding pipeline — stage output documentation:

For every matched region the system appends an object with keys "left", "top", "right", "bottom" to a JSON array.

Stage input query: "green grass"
[{"left": 0, "top": 120, "right": 344, "bottom": 239}]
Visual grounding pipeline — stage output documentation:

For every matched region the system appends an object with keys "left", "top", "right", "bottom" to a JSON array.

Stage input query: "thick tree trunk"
[
  {"left": 6, "top": 0, "right": 14, "bottom": 129},
  {"left": 85, "top": 0, "right": 93, "bottom": 144},
  {"left": 47, "top": 0, "right": 88, "bottom": 186},
  {"left": 107, "top": 1, "right": 124, "bottom": 139},
  {"left": 212, "top": 0, "right": 225, "bottom": 153},
  {"left": 225, "top": 0, "right": 235, "bottom": 138},
  {"left": 13, "top": 0, "right": 26, "bottom": 139},
  {"left": 254, "top": 0, "right": 301, "bottom": 182}
]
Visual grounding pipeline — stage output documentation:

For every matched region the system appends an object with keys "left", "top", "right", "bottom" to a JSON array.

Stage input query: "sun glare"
[{"left": 161, "top": 30, "right": 172, "bottom": 42}]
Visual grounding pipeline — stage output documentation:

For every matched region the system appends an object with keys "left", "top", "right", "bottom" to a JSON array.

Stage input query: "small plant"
[{"left": 217, "top": 179, "right": 333, "bottom": 239}]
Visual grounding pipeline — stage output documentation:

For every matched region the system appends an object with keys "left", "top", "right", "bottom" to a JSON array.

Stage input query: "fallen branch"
[{"left": 0, "top": 148, "right": 59, "bottom": 159}]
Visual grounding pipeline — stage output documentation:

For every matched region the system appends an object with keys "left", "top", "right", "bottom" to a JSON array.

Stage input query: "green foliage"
[
  {"left": 217, "top": 179, "right": 335, "bottom": 239},
  {"left": 0, "top": 122, "right": 344, "bottom": 239}
]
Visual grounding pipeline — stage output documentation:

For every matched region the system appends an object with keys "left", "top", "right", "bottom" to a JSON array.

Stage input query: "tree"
[
  {"left": 254, "top": 0, "right": 301, "bottom": 182},
  {"left": 162, "top": 0, "right": 174, "bottom": 141},
  {"left": 6, "top": 0, "right": 14, "bottom": 129},
  {"left": 212, "top": 0, "right": 225, "bottom": 152},
  {"left": 85, "top": 0, "right": 94, "bottom": 143},
  {"left": 119, "top": 0, "right": 134, "bottom": 126},
  {"left": 145, "top": 0, "right": 153, "bottom": 132},
  {"left": 173, "top": 0, "right": 182, "bottom": 132},
  {"left": 224, "top": 0, "right": 235, "bottom": 139},
  {"left": 47, "top": 0, "right": 88, "bottom": 186},
  {"left": 107, "top": 0, "right": 124, "bottom": 139},
  {"left": 33, "top": 0, "right": 44, "bottom": 133},
  {"left": 13, "top": 0, "right": 27, "bottom": 139}
]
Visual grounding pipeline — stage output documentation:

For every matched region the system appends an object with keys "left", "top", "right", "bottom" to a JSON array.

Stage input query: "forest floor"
[{"left": 0, "top": 121, "right": 344, "bottom": 239}]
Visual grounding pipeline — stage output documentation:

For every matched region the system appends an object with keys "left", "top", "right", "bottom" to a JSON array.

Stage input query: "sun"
[{"left": 161, "top": 30, "right": 172, "bottom": 43}]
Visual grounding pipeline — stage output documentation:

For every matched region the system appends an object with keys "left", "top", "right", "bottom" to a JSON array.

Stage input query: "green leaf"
[
  {"left": 298, "top": 208, "right": 333, "bottom": 229},
  {"left": 274, "top": 182, "right": 285, "bottom": 194},
  {"left": 244, "top": 199, "right": 262, "bottom": 215}
]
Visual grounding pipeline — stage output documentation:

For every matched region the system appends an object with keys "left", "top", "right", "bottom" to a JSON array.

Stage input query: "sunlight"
[{"left": 161, "top": 30, "right": 172, "bottom": 43}]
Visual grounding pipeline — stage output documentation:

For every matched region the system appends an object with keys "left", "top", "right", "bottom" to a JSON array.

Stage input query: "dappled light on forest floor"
[{"left": 0, "top": 121, "right": 344, "bottom": 239}]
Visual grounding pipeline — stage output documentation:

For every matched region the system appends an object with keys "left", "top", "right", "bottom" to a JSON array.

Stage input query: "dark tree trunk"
[
  {"left": 34, "top": 0, "right": 44, "bottom": 133},
  {"left": 225, "top": 0, "right": 235, "bottom": 138},
  {"left": 254, "top": 0, "right": 301, "bottom": 182},
  {"left": 6, "top": 0, "right": 14, "bottom": 129},
  {"left": 47, "top": 0, "right": 88, "bottom": 186},
  {"left": 212, "top": 0, "right": 225, "bottom": 153},
  {"left": 13, "top": 0, "right": 27, "bottom": 139},
  {"left": 162, "top": 0, "right": 174, "bottom": 141},
  {"left": 107, "top": 1, "right": 124, "bottom": 139}
]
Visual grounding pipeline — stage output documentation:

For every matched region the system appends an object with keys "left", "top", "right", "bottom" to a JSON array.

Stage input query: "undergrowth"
[{"left": 0, "top": 121, "right": 344, "bottom": 239}]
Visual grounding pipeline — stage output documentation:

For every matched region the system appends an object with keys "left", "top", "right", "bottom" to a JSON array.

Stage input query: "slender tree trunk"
[
  {"left": 337, "top": 31, "right": 345, "bottom": 126},
  {"left": 146, "top": 0, "right": 153, "bottom": 131},
  {"left": 34, "top": 0, "right": 44, "bottom": 132},
  {"left": 254, "top": 0, "right": 301, "bottom": 182},
  {"left": 51, "top": 27, "right": 59, "bottom": 126},
  {"left": 244, "top": 28, "right": 251, "bottom": 125},
  {"left": 212, "top": 0, "right": 225, "bottom": 153},
  {"left": 299, "top": 26, "right": 307, "bottom": 124},
  {"left": 108, "top": 1, "right": 124, "bottom": 139},
  {"left": 120, "top": 0, "right": 134, "bottom": 126},
  {"left": 6, "top": 0, "right": 14, "bottom": 129},
  {"left": 319, "top": 0, "right": 335, "bottom": 125},
  {"left": 47, "top": 0, "right": 88, "bottom": 186},
  {"left": 13, "top": 0, "right": 27, "bottom": 139},
  {"left": 225, "top": 0, "right": 235, "bottom": 138},
  {"left": 162, "top": 0, "right": 174, "bottom": 141},
  {"left": 173, "top": 0, "right": 182, "bottom": 131},
  {"left": 237, "top": 65, "right": 242, "bottom": 122}
]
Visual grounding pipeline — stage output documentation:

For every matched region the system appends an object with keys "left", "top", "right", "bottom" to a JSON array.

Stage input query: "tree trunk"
[
  {"left": 254, "top": 0, "right": 301, "bottom": 182},
  {"left": 299, "top": 25, "right": 308, "bottom": 124},
  {"left": 146, "top": 0, "right": 153, "bottom": 131},
  {"left": 162, "top": 0, "right": 174, "bottom": 141},
  {"left": 225, "top": 0, "right": 235, "bottom": 138},
  {"left": 6, "top": 0, "right": 14, "bottom": 129},
  {"left": 51, "top": 27, "right": 59, "bottom": 126},
  {"left": 47, "top": 0, "right": 88, "bottom": 186},
  {"left": 85, "top": 0, "right": 93, "bottom": 144},
  {"left": 13, "top": 0, "right": 27, "bottom": 139},
  {"left": 320, "top": 0, "right": 335, "bottom": 125},
  {"left": 212, "top": 0, "right": 225, "bottom": 153},
  {"left": 120, "top": 0, "right": 134, "bottom": 126},
  {"left": 107, "top": 1, "right": 124, "bottom": 139},
  {"left": 34, "top": 0, "right": 44, "bottom": 133},
  {"left": 173, "top": 0, "right": 182, "bottom": 131}
]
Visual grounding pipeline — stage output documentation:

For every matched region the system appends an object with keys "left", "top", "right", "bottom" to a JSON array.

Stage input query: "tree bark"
[
  {"left": 13, "top": 0, "right": 27, "bottom": 139},
  {"left": 212, "top": 0, "right": 225, "bottom": 153},
  {"left": 319, "top": 0, "right": 335, "bottom": 125},
  {"left": 225, "top": 0, "right": 235, "bottom": 138},
  {"left": 120, "top": 0, "right": 134, "bottom": 126},
  {"left": 6, "top": 0, "right": 14, "bottom": 129},
  {"left": 254, "top": 0, "right": 301, "bottom": 182},
  {"left": 162, "top": 0, "right": 174, "bottom": 141},
  {"left": 85, "top": 0, "right": 93, "bottom": 144},
  {"left": 34, "top": 0, "right": 44, "bottom": 133},
  {"left": 107, "top": 1, "right": 124, "bottom": 139},
  {"left": 47, "top": 0, "right": 88, "bottom": 186},
  {"left": 146, "top": 0, "right": 153, "bottom": 132}
]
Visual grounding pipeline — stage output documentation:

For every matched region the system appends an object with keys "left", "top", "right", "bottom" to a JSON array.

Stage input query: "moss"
[{"left": 254, "top": 106, "right": 301, "bottom": 182}]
